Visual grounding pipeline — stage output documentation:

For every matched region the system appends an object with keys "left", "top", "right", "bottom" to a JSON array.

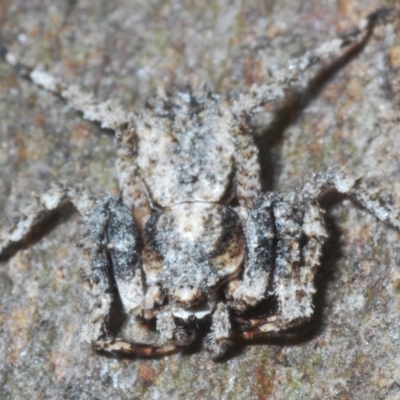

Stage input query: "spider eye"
[{"left": 172, "top": 285, "right": 205, "bottom": 305}]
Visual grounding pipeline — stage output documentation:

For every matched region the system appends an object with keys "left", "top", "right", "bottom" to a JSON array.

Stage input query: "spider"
[{"left": 0, "top": 9, "right": 398, "bottom": 360}]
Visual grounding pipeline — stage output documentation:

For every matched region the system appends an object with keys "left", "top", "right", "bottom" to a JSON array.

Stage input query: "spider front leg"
[
  {"left": 0, "top": 46, "right": 129, "bottom": 131},
  {"left": 230, "top": 191, "right": 327, "bottom": 340},
  {"left": 82, "top": 195, "right": 177, "bottom": 357},
  {"left": 114, "top": 121, "right": 152, "bottom": 228},
  {"left": 230, "top": 8, "right": 385, "bottom": 116},
  {"left": 1, "top": 47, "right": 151, "bottom": 229},
  {"left": 0, "top": 183, "right": 94, "bottom": 259}
]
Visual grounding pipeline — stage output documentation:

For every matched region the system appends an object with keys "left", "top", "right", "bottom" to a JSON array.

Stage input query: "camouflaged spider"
[{"left": 1, "top": 9, "right": 399, "bottom": 360}]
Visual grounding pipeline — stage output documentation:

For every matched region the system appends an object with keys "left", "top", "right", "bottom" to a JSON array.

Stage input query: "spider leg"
[
  {"left": 225, "top": 192, "right": 277, "bottom": 311},
  {"left": 204, "top": 303, "right": 232, "bottom": 360},
  {"left": 234, "top": 166, "right": 400, "bottom": 341},
  {"left": 82, "top": 195, "right": 178, "bottom": 357},
  {"left": 303, "top": 168, "right": 400, "bottom": 232},
  {"left": 0, "top": 183, "right": 93, "bottom": 259},
  {"left": 231, "top": 7, "right": 386, "bottom": 115},
  {"left": 231, "top": 192, "right": 327, "bottom": 339},
  {"left": 0, "top": 46, "right": 129, "bottom": 131},
  {"left": 231, "top": 117, "right": 261, "bottom": 209},
  {"left": 114, "top": 122, "right": 151, "bottom": 228},
  {"left": 233, "top": 314, "right": 307, "bottom": 341},
  {"left": 1, "top": 47, "right": 151, "bottom": 225},
  {"left": 93, "top": 339, "right": 177, "bottom": 357}
]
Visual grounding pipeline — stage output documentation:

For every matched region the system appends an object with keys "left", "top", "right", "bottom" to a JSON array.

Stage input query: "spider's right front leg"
[
  {"left": 231, "top": 7, "right": 388, "bottom": 115},
  {"left": 81, "top": 195, "right": 177, "bottom": 357}
]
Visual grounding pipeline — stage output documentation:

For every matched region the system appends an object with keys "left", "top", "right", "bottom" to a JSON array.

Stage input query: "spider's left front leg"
[
  {"left": 229, "top": 191, "right": 327, "bottom": 341},
  {"left": 82, "top": 195, "right": 177, "bottom": 357},
  {"left": 0, "top": 46, "right": 130, "bottom": 132}
]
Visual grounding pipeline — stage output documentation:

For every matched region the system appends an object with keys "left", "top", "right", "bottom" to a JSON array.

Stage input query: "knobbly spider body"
[{"left": 1, "top": 9, "right": 399, "bottom": 360}]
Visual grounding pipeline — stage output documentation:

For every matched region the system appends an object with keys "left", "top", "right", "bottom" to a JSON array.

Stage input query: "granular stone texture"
[{"left": 1, "top": 1, "right": 399, "bottom": 399}]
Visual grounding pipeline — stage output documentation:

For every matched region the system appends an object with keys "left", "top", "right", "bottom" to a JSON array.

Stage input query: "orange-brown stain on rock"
[
  {"left": 138, "top": 361, "right": 156, "bottom": 384},
  {"left": 393, "top": 275, "right": 400, "bottom": 294},
  {"left": 15, "top": 132, "right": 27, "bottom": 162},
  {"left": 253, "top": 365, "right": 275, "bottom": 399},
  {"left": 7, "top": 309, "right": 30, "bottom": 364},
  {"left": 34, "top": 113, "right": 46, "bottom": 127},
  {"left": 389, "top": 45, "right": 400, "bottom": 69}
]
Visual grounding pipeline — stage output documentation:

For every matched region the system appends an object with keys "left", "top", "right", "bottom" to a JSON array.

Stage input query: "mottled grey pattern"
[
  {"left": 1, "top": 2, "right": 399, "bottom": 398},
  {"left": 1, "top": 8, "right": 398, "bottom": 363}
]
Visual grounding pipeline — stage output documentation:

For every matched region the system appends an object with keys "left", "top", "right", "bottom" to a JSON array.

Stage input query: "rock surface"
[{"left": 1, "top": 1, "right": 400, "bottom": 399}]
